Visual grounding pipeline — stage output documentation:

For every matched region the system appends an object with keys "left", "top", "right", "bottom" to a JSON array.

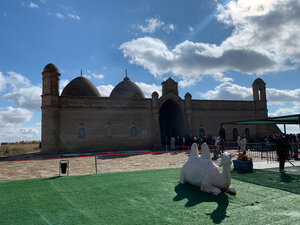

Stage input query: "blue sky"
[{"left": 0, "top": 0, "right": 300, "bottom": 142}]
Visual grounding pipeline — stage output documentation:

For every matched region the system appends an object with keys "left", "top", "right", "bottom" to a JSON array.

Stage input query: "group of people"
[
  {"left": 166, "top": 132, "right": 299, "bottom": 173},
  {"left": 167, "top": 135, "right": 224, "bottom": 150}
]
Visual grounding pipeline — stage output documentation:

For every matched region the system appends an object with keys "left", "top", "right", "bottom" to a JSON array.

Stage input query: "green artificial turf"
[{"left": 1, "top": 168, "right": 300, "bottom": 225}]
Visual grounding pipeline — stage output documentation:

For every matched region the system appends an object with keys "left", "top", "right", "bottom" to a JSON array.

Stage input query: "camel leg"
[
  {"left": 180, "top": 169, "right": 186, "bottom": 184},
  {"left": 225, "top": 186, "right": 236, "bottom": 195},
  {"left": 201, "top": 184, "right": 222, "bottom": 195}
]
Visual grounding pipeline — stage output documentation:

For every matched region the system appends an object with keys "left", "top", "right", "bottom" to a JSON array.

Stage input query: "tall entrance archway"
[{"left": 159, "top": 99, "right": 186, "bottom": 144}]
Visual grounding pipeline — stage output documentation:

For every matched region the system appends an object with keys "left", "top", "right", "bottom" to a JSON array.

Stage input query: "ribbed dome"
[
  {"left": 43, "top": 63, "right": 60, "bottom": 73},
  {"left": 110, "top": 76, "right": 145, "bottom": 99},
  {"left": 61, "top": 77, "right": 101, "bottom": 97},
  {"left": 252, "top": 78, "right": 265, "bottom": 86}
]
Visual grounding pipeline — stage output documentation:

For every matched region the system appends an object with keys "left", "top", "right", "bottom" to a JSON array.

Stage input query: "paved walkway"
[{"left": 0, "top": 150, "right": 300, "bottom": 181}]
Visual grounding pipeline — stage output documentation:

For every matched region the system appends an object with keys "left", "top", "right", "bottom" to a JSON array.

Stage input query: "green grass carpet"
[{"left": 1, "top": 168, "right": 300, "bottom": 225}]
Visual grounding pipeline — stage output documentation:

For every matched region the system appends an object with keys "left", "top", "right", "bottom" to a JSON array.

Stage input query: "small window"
[
  {"left": 142, "top": 130, "right": 147, "bottom": 136},
  {"left": 78, "top": 128, "right": 86, "bottom": 138},
  {"left": 130, "top": 127, "right": 137, "bottom": 137}
]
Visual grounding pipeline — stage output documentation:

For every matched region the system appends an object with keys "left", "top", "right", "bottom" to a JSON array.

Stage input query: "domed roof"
[
  {"left": 110, "top": 76, "right": 145, "bottom": 99},
  {"left": 61, "top": 77, "right": 101, "bottom": 97},
  {"left": 43, "top": 63, "right": 60, "bottom": 73},
  {"left": 252, "top": 78, "right": 266, "bottom": 86}
]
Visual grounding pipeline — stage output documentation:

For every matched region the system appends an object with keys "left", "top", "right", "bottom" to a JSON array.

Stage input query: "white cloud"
[
  {"left": 136, "top": 82, "right": 162, "bottom": 98},
  {"left": 92, "top": 73, "right": 104, "bottom": 80},
  {"left": 6, "top": 71, "right": 31, "bottom": 90},
  {"left": 55, "top": 13, "right": 65, "bottom": 19},
  {"left": 28, "top": 2, "right": 39, "bottom": 8},
  {"left": 82, "top": 71, "right": 104, "bottom": 80},
  {"left": 138, "top": 18, "right": 165, "bottom": 33},
  {"left": 163, "top": 23, "right": 175, "bottom": 33},
  {"left": 60, "top": 79, "right": 69, "bottom": 89},
  {"left": 0, "top": 107, "right": 32, "bottom": 128},
  {"left": 0, "top": 126, "right": 40, "bottom": 142},
  {"left": 121, "top": 0, "right": 300, "bottom": 86},
  {"left": 67, "top": 13, "right": 80, "bottom": 21},
  {"left": 269, "top": 107, "right": 300, "bottom": 117},
  {"left": 0, "top": 71, "right": 42, "bottom": 111},
  {"left": 83, "top": 75, "right": 91, "bottom": 79},
  {"left": 2, "top": 86, "right": 42, "bottom": 111},
  {"left": 97, "top": 84, "right": 114, "bottom": 97},
  {"left": 133, "top": 18, "right": 176, "bottom": 34},
  {"left": 198, "top": 81, "right": 300, "bottom": 105},
  {"left": 213, "top": 72, "right": 233, "bottom": 82},
  {"left": 188, "top": 26, "right": 194, "bottom": 31},
  {"left": 178, "top": 78, "right": 201, "bottom": 88},
  {"left": 199, "top": 82, "right": 252, "bottom": 100},
  {"left": 266, "top": 88, "right": 300, "bottom": 105},
  {"left": 0, "top": 72, "right": 6, "bottom": 92}
]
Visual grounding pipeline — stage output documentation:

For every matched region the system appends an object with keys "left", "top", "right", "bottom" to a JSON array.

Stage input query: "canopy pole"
[{"left": 284, "top": 124, "right": 286, "bottom": 134}]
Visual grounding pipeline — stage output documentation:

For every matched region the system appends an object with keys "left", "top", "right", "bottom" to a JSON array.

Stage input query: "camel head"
[{"left": 220, "top": 152, "right": 233, "bottom": 166}]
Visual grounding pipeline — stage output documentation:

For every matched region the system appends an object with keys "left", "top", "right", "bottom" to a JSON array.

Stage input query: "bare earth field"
[
  {"left": 0, "top": 144, "right": 284, "bottom": 181},
  {"left": 0, "top": 143, "right": 40, "bottom": 158}
]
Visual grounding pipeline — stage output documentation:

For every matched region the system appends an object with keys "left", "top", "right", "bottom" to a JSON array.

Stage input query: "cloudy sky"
[{"left": 0, "top": 0, "right": 300, "bottom": 142}]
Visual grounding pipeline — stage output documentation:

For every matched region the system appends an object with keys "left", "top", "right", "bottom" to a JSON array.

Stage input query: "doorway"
[{"left": 159, "top": 99, "right": 186, "bottom": 144}]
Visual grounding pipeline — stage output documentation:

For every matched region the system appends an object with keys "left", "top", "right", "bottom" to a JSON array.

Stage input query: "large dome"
[
  {"left": 61, "top": 77, "right": 101, "bottom": 97},
  {"left": 110, "top": 76, "right": 145, "bottom": 99}
]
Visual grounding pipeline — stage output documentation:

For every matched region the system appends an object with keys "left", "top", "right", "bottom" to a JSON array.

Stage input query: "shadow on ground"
[
  {"left": 173, "top": 183, "right": 229, "bottom": 224},
  {"left": 231, "top": 169, "right": 300, "bottom": 195}
]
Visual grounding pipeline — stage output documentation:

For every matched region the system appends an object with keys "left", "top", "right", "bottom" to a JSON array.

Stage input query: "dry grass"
[{"left": 0, "top": 143, "right": 40, "bottom": 157}]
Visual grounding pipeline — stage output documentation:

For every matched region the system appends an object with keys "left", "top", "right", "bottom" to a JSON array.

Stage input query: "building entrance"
[{"left": 159, "top": 99, "right": 186, "bottom": 144}]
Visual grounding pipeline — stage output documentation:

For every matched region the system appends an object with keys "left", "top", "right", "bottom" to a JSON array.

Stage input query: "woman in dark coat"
[{"left": 275, "top": 135, "right": 289, "bottom": 173}]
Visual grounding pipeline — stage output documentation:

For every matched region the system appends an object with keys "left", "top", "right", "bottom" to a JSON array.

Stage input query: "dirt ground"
[
  {"left": 0, "top": 149, "right": 231, "bottom": 181},
  {"left": 0, "top": 144, "right": 277, "bottom": 181},
  {"left": 0, "top": 143, "right": 40, "bottom": 158}
]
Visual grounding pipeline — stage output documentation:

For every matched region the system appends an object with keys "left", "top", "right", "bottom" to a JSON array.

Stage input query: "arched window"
[
  {"left": 78, "top": 128, "right": 86, "bottom": 138},
  {"left": 199, "top": 128, "right": 205, "bottom": 138},
  {"left": 130, "top": 127, "right": 137, "bottom": 137},
  {"left": 245, "top": 128, "right": 250, "bottom": 140},
  {"left": 258, "top": 89, "right": 261, "bottom": 101},
  {"left": 233, "top": 128, "right": 238, "bottom": 141}
]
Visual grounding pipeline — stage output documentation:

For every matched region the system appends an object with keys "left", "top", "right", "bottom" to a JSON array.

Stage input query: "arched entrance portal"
[{"left": 159, "top": 99, "right": 186, "bottom": 144}]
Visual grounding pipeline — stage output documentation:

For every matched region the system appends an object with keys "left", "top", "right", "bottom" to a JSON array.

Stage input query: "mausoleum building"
[{"left": 41, "top": 63, "right": 280, "bottom": 153}]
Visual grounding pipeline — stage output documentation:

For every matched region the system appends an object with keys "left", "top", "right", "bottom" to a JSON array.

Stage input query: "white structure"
[{"left": 180, "top": 143, "right": 236, "bottom": 195}]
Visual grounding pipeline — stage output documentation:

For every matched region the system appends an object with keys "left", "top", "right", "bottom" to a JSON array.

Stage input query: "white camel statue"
[{"left": 180, "top": 143, "right": 236, "bottom": 195}]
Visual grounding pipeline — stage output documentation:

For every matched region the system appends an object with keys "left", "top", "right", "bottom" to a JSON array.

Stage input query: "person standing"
[
  {"left": 170, "top": 137, "right": 176, "bottom": 150},
  {"left": 213, "top": 136, "right": 221, "bottom": 160},
  {"left": 275, "top": 135, "right": 289, "bottom": 173},
  {"left": 240, "top": 136, "right": 247, "bottom": 154},
  {"left": 237, "top": 136, "right": 241, "bottom": 153}
]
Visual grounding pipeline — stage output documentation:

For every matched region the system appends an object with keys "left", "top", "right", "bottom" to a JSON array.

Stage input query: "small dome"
[
  {"left": 252, "top": 78, "right": 265, "bottom": 86},
  {"left": 110, "top": 76, "right": 145, "bottom": 99},
  {"left": 61, "top": 77, "right": 101, "bottom": 97},
  {"left": 43, "top": 63, "right": 60, "bottom": 73}
]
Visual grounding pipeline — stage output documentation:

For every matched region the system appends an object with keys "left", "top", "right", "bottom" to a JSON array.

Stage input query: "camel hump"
[
  {"left": 190, "top": 143, "right": 199, "bottom": 158},
  {"left": 200, "top": 142, "right": 211, "bottom": 159}
]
